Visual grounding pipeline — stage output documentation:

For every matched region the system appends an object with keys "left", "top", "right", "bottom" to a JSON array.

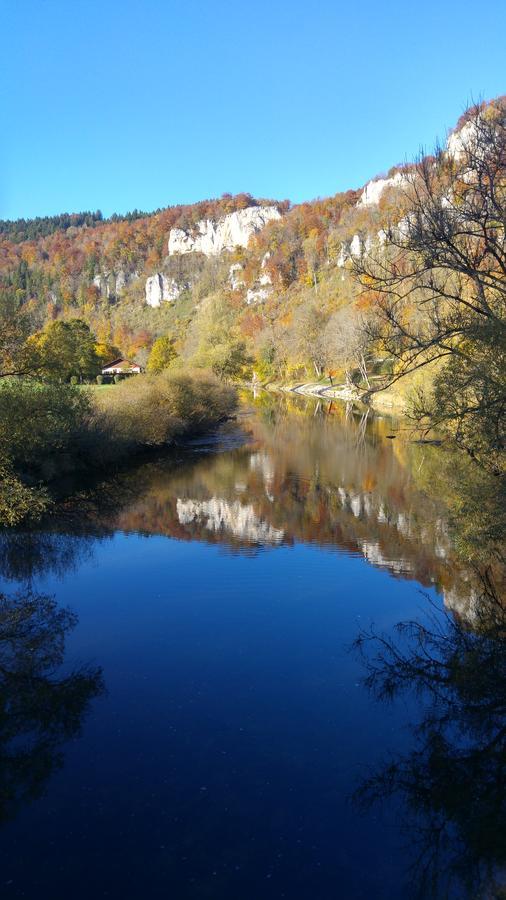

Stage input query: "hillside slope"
[{"left": 1, "top": 97, "right": 504, "bottom": 388}]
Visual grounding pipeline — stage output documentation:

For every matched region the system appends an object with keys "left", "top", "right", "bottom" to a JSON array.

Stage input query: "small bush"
[
  {"left": 70, "top": 375, "right": 79, "bottom": 385},
  {"left": 0, "top": 380, "right": 92, "bottom": 525},
  {"left": 114, "top": 374, "right": 123, "bottom": 384},
  {"left": 96, "top": 375, "right": 104, "bottom": 385}
]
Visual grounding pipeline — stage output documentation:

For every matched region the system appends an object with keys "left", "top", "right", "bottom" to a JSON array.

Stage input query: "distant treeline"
[{"left": 0, "top": 208, "right": 153, "bottom": 243}]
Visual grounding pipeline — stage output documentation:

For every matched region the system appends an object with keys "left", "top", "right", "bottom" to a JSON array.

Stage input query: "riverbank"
[
  {"left": 0, "top": 371, "right": 237, "bottom": 528},
  {"left": 259, "top": 378, "right": 408, "bottom": 415}
]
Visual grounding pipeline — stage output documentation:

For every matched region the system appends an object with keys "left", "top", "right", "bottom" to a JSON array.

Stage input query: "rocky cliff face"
[
  {"left": 357, "top": 170, "right": 410, "bottom": 207},
  {"left": 145, "top": 273, "right": 181, "bottom": 307},
  {"left": 446, "top": 119, "right": 478, "bottom": 160},
  {"left": 229, "top": 252, "right": 274, "bottom": 304},
  {"left": 340, "top": 116, "right": 481, "bottom": 267},
  {"left": 168, "top": 205, "right": 281, "bottom": 256},
  {"left": 93, "top": 269, "right": 139, "bottom": 298}
]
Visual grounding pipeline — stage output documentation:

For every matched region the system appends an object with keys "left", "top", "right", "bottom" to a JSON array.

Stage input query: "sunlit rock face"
[
  {"left": 336, "top": 232, "right": 373, "bottom": 267},
  {"left": 228, "top": 252, "right": 274, "bottom": 303},
  {"left": 229, "top": 263, "right": 245, "bottom": 290},
  {"left": 93, "top": 269, "right": 138, "bottom": 297},
  {"left": 357, "top": 171, "right": 409, "bottom": 207},
  {"left": 446, "top": 119, "right": 478, "bottom": 160},
  {"left": 176, "top": 497, "right": 284, "bottom": 544},
  {"left": 168, "top": 206, "right": 281, "bottom": 257},
  {"left": 246, "top": 283, "right": 271, "bottom": 304},
  {"left": 145, "top": 273, "right": 180, "bottom": 307}
]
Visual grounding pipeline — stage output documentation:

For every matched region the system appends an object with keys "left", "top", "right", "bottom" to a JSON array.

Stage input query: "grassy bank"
[{"left": 0, "top": 371, "right": 236, "bottom": 527}]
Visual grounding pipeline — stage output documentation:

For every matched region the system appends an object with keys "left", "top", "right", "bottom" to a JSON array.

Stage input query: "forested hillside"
[{"left": 1, "top": 96, "right": 505, "bottom": 468}]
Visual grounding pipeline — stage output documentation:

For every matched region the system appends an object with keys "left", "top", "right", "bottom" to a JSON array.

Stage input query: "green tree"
[
  {"left": 207, "top": 338, "right": 252, "bottom": 381},
  {"left": 146, "top": 334, "right": 178, "bottom": 373},
  {"left": 28, "top": 319, "right": 100, "bottom": 382},
  {"left": 0, "top": 286, "right": 35, "bottom": 377},
  {"left": 186, "top": 294, "right": 253, "bottom": 381}
]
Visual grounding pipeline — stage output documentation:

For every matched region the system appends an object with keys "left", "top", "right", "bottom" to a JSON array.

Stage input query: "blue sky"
[{"left": 2, "top": 0, "right": 505, "bottom": 220}]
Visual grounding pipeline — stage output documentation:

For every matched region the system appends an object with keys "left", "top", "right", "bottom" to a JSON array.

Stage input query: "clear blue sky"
[{"left": 2, "top": 0, "right": 505, "bottom": 220}]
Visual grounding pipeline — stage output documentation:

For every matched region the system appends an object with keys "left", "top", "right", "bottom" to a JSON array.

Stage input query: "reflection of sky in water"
[{"left": 0, "top": 395, "right": 498, "bottom": 899}]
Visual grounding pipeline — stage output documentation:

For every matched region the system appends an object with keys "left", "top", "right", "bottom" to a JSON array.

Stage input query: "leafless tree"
[
  {"left": 353, "top": 99, "right": 506, "bottom": 464},
  {"left": 323, "top": 306, "right": 371, "bottom": 386}
]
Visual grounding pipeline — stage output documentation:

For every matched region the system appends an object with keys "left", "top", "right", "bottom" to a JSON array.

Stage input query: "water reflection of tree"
[
  {"left": 0, "top": 588, "right": 104, "bottom": 824},
  {"left": 408, "top": 442, "right": 506, "bottom": 568},
  {"left": 353, "top": 577, "right": 505, "bottom": 899},
  {"left": 0, "top": 531, "right": 99, "bottom": 582}
]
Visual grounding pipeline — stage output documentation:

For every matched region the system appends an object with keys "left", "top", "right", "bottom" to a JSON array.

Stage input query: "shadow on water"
[
  {"left": 352, "top": 574, "right": 506, "bottom": 899},
  {"left": 348, "top": 415, "right": 506, "bottom": 899},
  {"left": 0, "top": 587, "right": 104, "bottom": 825}
]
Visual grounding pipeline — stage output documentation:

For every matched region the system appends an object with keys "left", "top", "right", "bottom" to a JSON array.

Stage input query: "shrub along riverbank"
[{"left": 0, "top": 371, "right": 236, "bottom": 527}]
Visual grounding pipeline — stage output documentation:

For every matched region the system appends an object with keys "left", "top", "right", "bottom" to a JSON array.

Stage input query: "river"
[{"left": 0, "top": 391, "right": 503, "bottom": 899}]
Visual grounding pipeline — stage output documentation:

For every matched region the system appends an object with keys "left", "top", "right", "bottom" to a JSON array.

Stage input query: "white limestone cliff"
[
  {"left": 93, "top": 269, "right": 139, "bottom": 298},
  {"left": 357, "top": 171, "right": 409, "bottom": 207},
  {"left": 145, "top": 273, "right": 181, "bottom": 307},
  {"left": 446, "top": 119, "right": 479, "bottom": 160},
  {"left": 229, "top": 263, "right": 245, "bottom": 290},
  {"left": 245, "top": 252, "right": 274, "bottom": 304},
  {"left": 336, "top": 232, "right": 373, "bottom": 267},
  {"left": 168, "top": 205, "right": 281, "bottom": 257},
  {"left": 357, "top": 120, "right": 477, "bottom": 215},
  {"left": 246, "top": 284, "right": 272, "bottom": 305}
]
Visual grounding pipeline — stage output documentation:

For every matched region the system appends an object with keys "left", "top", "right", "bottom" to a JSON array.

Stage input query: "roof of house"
[{"left": 102, "top": 358, "right": 140, "bottom": 369}]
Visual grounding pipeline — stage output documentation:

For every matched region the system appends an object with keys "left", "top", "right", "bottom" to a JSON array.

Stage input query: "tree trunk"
[{"left": 360, "top": 354, "right": 371, "bottom": 388}]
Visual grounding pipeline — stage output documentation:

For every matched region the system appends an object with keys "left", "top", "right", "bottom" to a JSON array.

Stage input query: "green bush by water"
[{"left": 0, "top": 371, "right": 236, "bottom": 526}]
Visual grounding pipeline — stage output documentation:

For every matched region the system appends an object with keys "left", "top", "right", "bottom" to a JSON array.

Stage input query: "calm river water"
[{"left": 0, "top": 392, "right": 503, "bottom": 899}]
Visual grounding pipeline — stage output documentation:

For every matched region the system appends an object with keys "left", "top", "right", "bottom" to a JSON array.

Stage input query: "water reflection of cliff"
[
  {"left": 7, "top": 393, "right": 498, "bottom": 620},
  {"left": 96, "top": 393, "right": 499, "bottom": 619}
]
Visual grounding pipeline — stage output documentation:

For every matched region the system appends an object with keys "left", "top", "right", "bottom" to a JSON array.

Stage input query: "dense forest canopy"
[{"left": 0, "top": 208, "right": 161, "bottom": 244}]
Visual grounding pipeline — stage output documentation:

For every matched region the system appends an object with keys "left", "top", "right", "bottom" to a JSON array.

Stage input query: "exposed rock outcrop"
[
  {"left": 357, "top": 171, "right": 409, "bottom": 207},
  {"left": 446, "top": 119, "right": 478, "bottom": 160},
  {"left": 168, "top": 206, "right": 281, "bottom": 257},
  {"left": 229, "top": 262, "right": 245, "bottom": 290},
  {"left": 336, "top": 232, "right": 373, "bottom": 267},
  {"left": 93, "top": 269, "right": 138, "bottom": 298},
  {"left": 145, "top": 273, "right": 181, "bottom": 307},
  {"left": 246, "top": 252, "right": 274, "bottom": 304},
  {"left": 246, "top": 282, "right": 272, "bottom": 304}
]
